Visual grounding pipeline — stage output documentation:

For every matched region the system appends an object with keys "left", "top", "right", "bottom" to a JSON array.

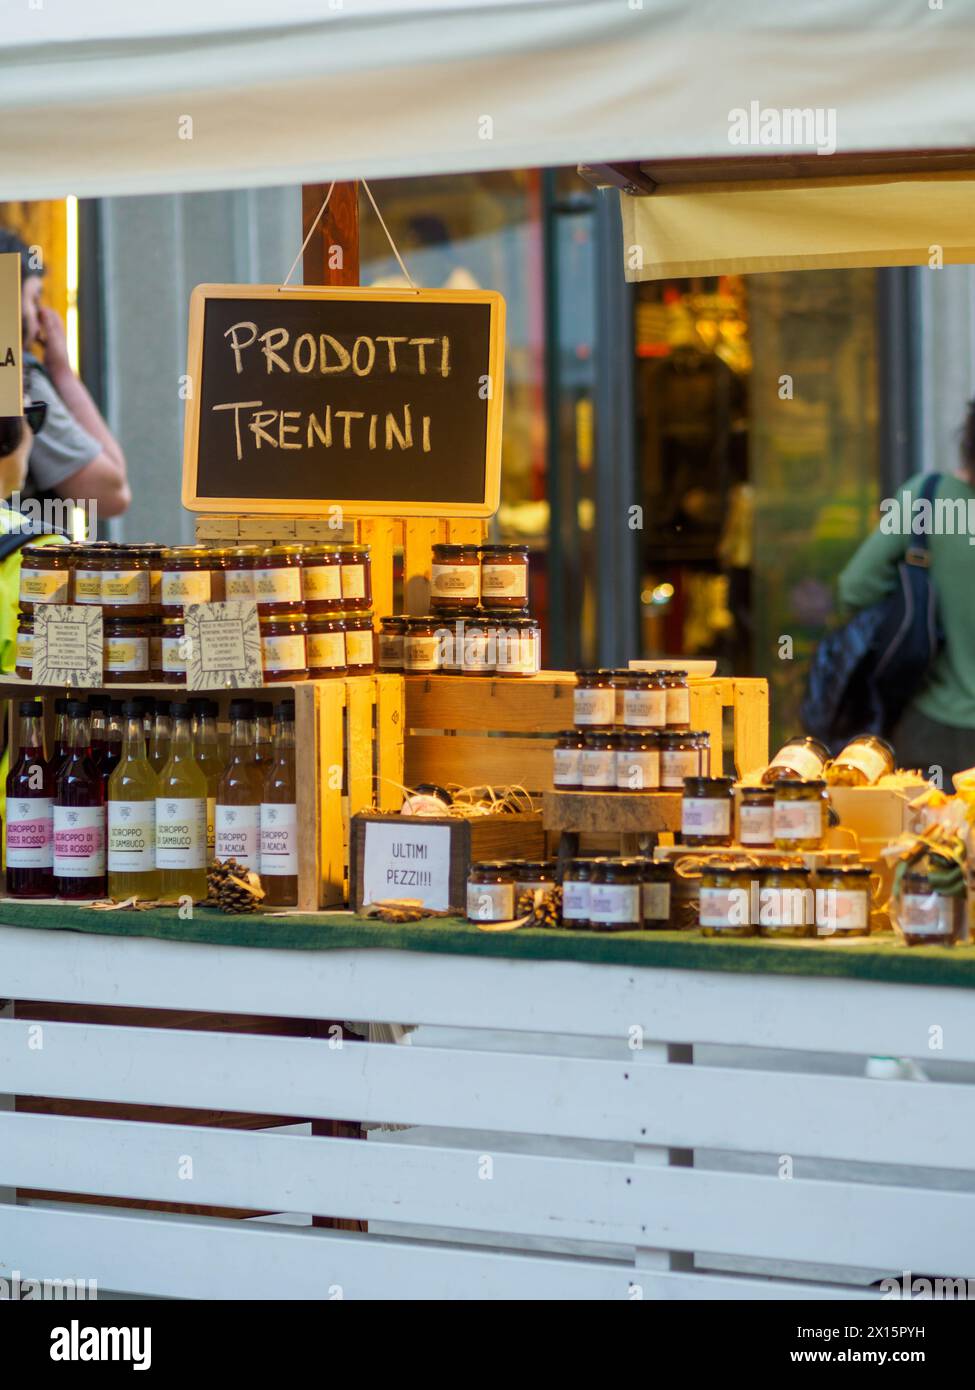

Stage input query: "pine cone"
[
  {"left": 217, "top": 868, "right": 266, "bottom": 914},
  {"left": 533, "top": 887, "right": 562, "bottom": 929},
  {"left": 208, "top": 857, "right": 245, "bottom": 903}
]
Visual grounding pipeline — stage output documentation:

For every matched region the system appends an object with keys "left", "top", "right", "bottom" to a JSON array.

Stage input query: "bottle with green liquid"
[
  {"left": 155, "top": 701, "right": 208, "bottom": 902},
  {"left": 108, "top": 701, "right": 160, "bottom": 901}
]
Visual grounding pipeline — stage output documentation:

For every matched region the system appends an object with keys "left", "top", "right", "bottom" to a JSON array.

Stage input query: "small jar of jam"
[
  {"left": 582, "top": 731, "right": 619, "bottom": 790},
  {"left": 660, "top": 669, "right": 690, "bottom": 728},
  {"left": 338, "top": 545, "right": 372, "bottom": 613},
  {"left": 616, "top": 731, "right": 660, "bottom": 792},
  {"left": 659, "top": 730, "right": 706, "bottom": 789},
  {"left": 101, "top": 545, "right": 153, "bottom": 616},
  {"left": 757, "top": 865, "right": 815, "bottom": 939},
  {"left": 404, "top": 617, "right": 441, "bottom": 673},
  {"left": 562, "top": 857, "right": 602, "bottom": 928},
  {"left": 826, "top": 734, "right": 896, "bottom": 787},
  {"left": 15, "top": 612, "right": 34, "bottom": 680},
  {"left": 467, "top": 861, "right": 516, "bottom": 923},
  {"left": 254, "top": 544, "right": 305, "bottom": 612},
  {"left": 462, "top": 617, "right": 494, "bottom": 675},
  {"left": 589, "top": 858, "right": 643, "bottom": 931},
  {"left": 306, "top": 613, "right": 347, "bottom": 677},
  {"left": 300, "top": 544, "right": 343, "bottom": 612},
  {"left": 160, "top": 616, "right": 188, "bottom": 683},
  {"left": 103, "top": 615, "right": 152, "bottom": 684},
  {"left": 642, "top": 861, "right": 675, "bottom": 929},
  {"left": 259, "top": 609, "right": 309, "bottom": 682},
  {"left": 432, "top": 608, "right": 464, "bottom": 673},
  {"left": 479, "top": 544, "right": 530, "bottom": 608},
  {"left": 136, "top": 544, "right": 166, "bottom": 607},
  {"left": 378, "top": 616, "right": 407, "bottom": 671},
  {"left": 895, "top": 865, "right": 962, "bottom": 946},
  {"left": 495, "top": 615, "right": 541, "bottom": 677},
  {"left": 761, "top": 735, "right": 831, "bottom": 784},
  {"left": 623, "top": 671, "right": 666, "bottom": 728},
  {"left": 222, "top": 545, "right": 260, "bottom": 602},
  {"left": 553, "top": 731, "right": 587, "bottom": 790},
  {"left": 772, "top": 778, "right": 828, "bottom": 850},
  {"left": 681, "top": 776, "right": 734, "bottom": 845},
  {"left": 160, "top": 546, "right": 223, "bottom": 610},
  {"left": 72, "top": 542, "right": 108, "bottom": 606},
  {"left": 19, "top": 542, "right": 72, "bottom": 610},
  {"left": 343, "top": 611, "right": 375, "bottom": 673},
  {"left": 699, "top": 864, "right": 755, "bottom": 937},
  {"left": 815, "top": 865, "right": 872, "bottom": 938},
  {"left": 738, "top": 786, "right": 774, "bottom": 846},
  {"left": 574, "top": 670, "right": 615, "bottom": 728},
  {"left": 431, "top": 543, "right": 480, "bottom": 610}
]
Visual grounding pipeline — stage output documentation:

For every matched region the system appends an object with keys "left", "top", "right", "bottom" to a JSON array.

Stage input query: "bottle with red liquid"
[
  {"left": 88, "top": 695, "right": 111, "bottom": 791},
  {"left": 5, "top": 698, "right": 55, "bottom": 897},
  {"left": 52, "top": 696, "right": 70, "bottom": 775},
  {"left": 53, "top": 698, "right": 107, "bottom": 899}
]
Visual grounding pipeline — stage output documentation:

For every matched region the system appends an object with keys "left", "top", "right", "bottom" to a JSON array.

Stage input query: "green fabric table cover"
[{"left": 2, "top": 899, "right": 975, "bottom": 989}]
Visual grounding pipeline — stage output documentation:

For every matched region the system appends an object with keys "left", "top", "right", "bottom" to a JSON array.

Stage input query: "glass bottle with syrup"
[
  {"left": 215, "top": 698, "right": 262, "bottom": 870},
  {"left": 6, "top": 699, "right": 55, "bottom": 897},
  {"left": 54, "top": 699, "right": 107, "bottom": 900},
  {"left": 155, "top": 702, "right": 208, "bottom": 901},
  {"left": 253, "top": 700, "right": 275, "bottom": 769},
  {"left": 260, "top": 699, "right": 298, "bottom": 907},
  {"left": 191, "top": 697, "right": 222, "bottom": 857},
  {"left": 102, "top": 701, "right": 124, "bottom": 786},
  {"left": 108, "top": 701, "right": 160, "bottom": 901},
  {"left": 149, "top": 699, "right": 172, "bottom": 776}
]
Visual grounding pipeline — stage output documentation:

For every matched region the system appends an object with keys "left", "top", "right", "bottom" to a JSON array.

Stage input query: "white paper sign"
[{"left": 361, "top": 821, "right": 452, "bottom": 910}]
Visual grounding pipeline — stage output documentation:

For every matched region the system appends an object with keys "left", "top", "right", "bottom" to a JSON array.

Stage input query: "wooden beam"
[{"left": 302, "top": 182, "right": 360, "bottom": 286}]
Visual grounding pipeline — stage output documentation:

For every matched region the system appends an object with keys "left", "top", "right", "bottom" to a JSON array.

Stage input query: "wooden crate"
[
  {"left": 404, "top": 673, "right": 770, "bottom": 795},
  {"left": 0, "top": 672, "right": 404, "bottom": 909},
  {"left": 349, "top": 809, "right": 545, "bottom": 912}
]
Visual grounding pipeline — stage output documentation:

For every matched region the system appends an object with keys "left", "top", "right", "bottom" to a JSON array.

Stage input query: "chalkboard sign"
[{"left": 182, "top": 284, "right": 505, "bottom": 518}]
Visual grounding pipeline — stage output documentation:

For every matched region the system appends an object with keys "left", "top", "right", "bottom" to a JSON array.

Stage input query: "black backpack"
[{"left": 801, "top": 472, "right": 943, "bottom": 749}]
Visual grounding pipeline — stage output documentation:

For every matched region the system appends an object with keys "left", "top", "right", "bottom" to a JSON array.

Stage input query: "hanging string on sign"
[{"left": 280, "top": 180, "right": 419, "bottom": 293}]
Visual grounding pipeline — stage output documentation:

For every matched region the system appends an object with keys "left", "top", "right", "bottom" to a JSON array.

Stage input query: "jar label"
[
  {"left": 589, "top": 882, "right": 641, "bottom": 926},
  {"left": 553, "top": 747, "right": 582, "bottom": 786},
  {"left": 617, "top": 749, "right": 659, "bottom": 791},
  {"left": 574, "top": 688, "right": 615, "bottom": 726},
  {"left": 481, "top": 562, "right": 527, "bottom": 599},
  {"left": 260, "top": 802, "right": 298, "bottom": 876},
  {"left": 15, "top": 631, "right": 33, "bottom": 667},
  {"left": 162, "top": 571, "right": 211, "bottom": 605},
  {"left": 161, "top": 636, "right": 187, "bottom": 673},
  {"left": 308, "top": 630, "right": 345, "bottom": 670},
  {"left": 225, "top": 569, "right": 257, "bottom": 600},
  {"left": 660, "top": 748, "right": 700, "bottom": 787},
  {"left": 105, "top": 636, "right": 149, "bottom": 672},
  {"left": 773, "top": 799, "right": 824, "bottom": 841},
  {"left": 759, "top": 883, "right": 813, "bottom": 928},
  {"left": 643, "top": 881, "right": 671, "bottom": 922},
  {"left": 103, "top": 569, "right": 150, "bottom": 604},
  {"left": 431, "top": 564, "right": 479, "bottom": 599},
  {"left": 739, "top": 803, "right": 774, "bottom": 845},
  {"left": 497, "top": 629, "right": 539, "bottom": 675},
  {"left": 303, "top": 564, "right": 342, "bottom": 602},
  {"left": 835, "top": 744, "right": 890, "bottom": 784},
  {"left": 665, "top": 687, "right": 690, "bottom": 725},
  {"left": 20, "top": 568, "right": 69, "bottom": 603},
  {"left": 699, "top": 885, "right": 750, "bottom": 928},
  {"left": 108, "top": 801, "right": 156, "bottom": 872},
  {"left": 682, "top": 797, "right": 731, "bottom": 836},
  {"left": 261, "top": 632, "right": 307, "bottom": 674},
  {"left": 768, "top": 743, "right": 825, "bottom": 779},
  {"left": 6, "top": 797, "right": 54, "bottom": 868},
  {"left": 150, "top": 569, "right": 163, "bottom": 604},
  {"left": 899, "top": 891, "right": 953, "bottom": 937},
  {"left": 467, "top": 880, "right": 515, "bottom": 922},
  {"left": 562, "top": 881, "right": 590, "bottom": 920},
  {"left": 404, "top": 634, "right": 440, "bottom": 670},
  {"left": 581, "top": 749, "right": 616, "bottom": 787},
  {"left": 53, "top": 805, "right": 105, "bottom": 877},
  {"left": 377, "top": 632, "right": 404, "bottom": 668},
  {"left": 254, "top": 567, "right": 303, "bottom": 604},
  {"left": 624, "top": 688, "right": 666, "bottom": 727},
  {"left": 462, "top": 632, "right": 493, "bottom": 673},
  {"left": 341, "top": 563, "right": 366, "bottom": 600},
  {"left": 816, "top": 886, "right": 869, "bottom": 934},
  {"left": 346, "top": 628, "right": 374, "bottom": 667},
  {"left": 74, "top": 570, "right": 103, "bottom": 603},
  {"left": 156, "top": 797, "right": 206, "bottom": 869}
]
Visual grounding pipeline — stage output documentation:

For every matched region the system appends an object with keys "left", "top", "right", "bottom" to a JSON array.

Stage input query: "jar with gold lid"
[
  {"left": 404, "top": 616, "right": 441, "bottom": 673},
  {"left": 826, "top": 734, "right": 896, "bottom": 787},
  {"left": 757, "top": 865, "right": 815, "bottom": 938},
  {"left": 259, "top": 609, "right": 309, "bottom": 682},
  {"left": 103, "top": 615, "right": 152, "bottom": 684},
  {"left": 574, "top": 670, "right": 615, "bottom": 729},
  {"left": 222, "top": 545, "right": 260, "bottom": 602},
  {"left": 15, "top": 612, "right": 33, "bottom": 681},
  {"left": 659, "top": 669, "right": 690, "bottom": 728},
  {"left": 815, "top": 865, "right": 872, "bottom": 937},
  {"left": 19, "top": 542, "right": 72, "bottom": 611},
  {"left": 72, "top": 542, "right": 110, "bottom": 607},
  {"left": 681, "top": 776, "right": 734, "bottom": 845},
  {"left": 253, "top": 544, "right": 305, "bottom": 612},
  {"left": 431, "top": 543, "right": 480, "bottom": 611},
  {"left": 761, "top": 734, "right": 830, "bottom": 784},
  {"left": 300, "top": 544, "right": 343, "bottom": 613},
  {"left": 343, "top": 611, "right": 375, "bottom": 673},
  {"left": 159, "top": 616, "right": 188, "bottom": 684},
  {"left": 479, "top": 544, "right": 529, "bottom": 608},
  {"left": 699, "top": 864, "right": 755, "bottom": 937},
  {"left": 101, "top": 545, "right": 154, "bottom": 617},
  {"left": 338, "top": 545, "right": 372, "bottom": 613},
  {"left": 160, "top": 546, "right": 223, "bottom": 611},
  {"left": 772, "top": 778, "right": 828, "bottom": 850},
  {"left": 306, "top": 612, "right": 347, "bottom": 678},
  {"left": 616, "top": 730, "right": 660, "bottom": 792},
  {"left": 738, "top": 786, "right": 774, "bottom": 847}
]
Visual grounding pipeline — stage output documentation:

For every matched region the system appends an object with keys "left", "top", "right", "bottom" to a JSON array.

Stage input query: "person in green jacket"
[{"left": 838, "top": 401, "right": 975, "bottom": 781}]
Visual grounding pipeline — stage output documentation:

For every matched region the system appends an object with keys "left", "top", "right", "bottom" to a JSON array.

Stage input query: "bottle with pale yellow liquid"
[
  {"left": 155, "top": 702, "right": 208, "bottom": 901},
  {"left": 191, "top": 698, "right": 222, "bottom": 856},
  {"left": 108, "top": 702, "right": 160, "bottom": 901},
  {"left": 149, "top": 699, "right": 172, "bottom": 776},
  {"left": 215, "top": 698, "right": 263, "bottom": 870}
]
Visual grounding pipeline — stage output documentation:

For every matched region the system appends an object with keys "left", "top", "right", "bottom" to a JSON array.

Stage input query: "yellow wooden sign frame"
[{"left": 182, "top": 282, "right": 505, "bottom": 519}]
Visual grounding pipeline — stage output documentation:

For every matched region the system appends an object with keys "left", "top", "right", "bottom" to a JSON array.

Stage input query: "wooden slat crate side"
[
  {"left": 293, "top": 683, "right": 321, "bottom": 912},
  {"left": 403, "top": 518, "right": 443, "bottom": 616},
  {"left": 689, "top": 683, "right": 724, "bottom": 776},
  {"left": 318, "top": 680, "right": 347, "bottom": 906},
  {"left": 405, "top": 673, "right": 575, "bottom": 733},
  {"left": 357, "top": 518, "right": 398, "bottom": 623},
  {"left": 732, "top": 677, "right": 770, "bottom": 777},
  {"left": 406, "top": 733, "right": 557, "bottom": 795},
  {"left": 346, "top": 677, "right": 377, "bottom": 817},
  {"left": 374, "top": 674, "right": 405, "bottom": 810}
]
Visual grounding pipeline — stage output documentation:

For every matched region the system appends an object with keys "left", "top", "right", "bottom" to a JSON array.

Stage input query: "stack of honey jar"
[
  {"left": 376, "top": 541, "right": 541, "bottom": 678},
  {"left": 554, "top": 668, "right": 710, "bottom": 792},
  {"left": 16, "top": 540, "right": 375, "bottom": 683}
]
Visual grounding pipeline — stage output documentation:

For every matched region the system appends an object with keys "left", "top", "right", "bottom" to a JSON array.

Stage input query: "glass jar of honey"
[
  {"left": 761, "top": 734, "right": 831, "bottom": 784},
  {"left": 306, "top": 613, "right": 347, "bottom": 677},
  {"left": 160, "top": 546, "right": 223, "bottom": 610},
  {"left": 338, "top": 545, "right": 372, "bottom": 613},
  {"left": 431, "top": 543, "right": 480, "bottom": 610},
  {"left": 826, "top": 734, "right": 896, "bottom": 787},
  {"left": 616, "top": 731, "right": 660, "bottom": 792},
  {"left": 102, "top": 544, "right": 154, "bottom": 616},
  {"left": 343, "top": 611, "right": 375, "bottom": 673},
  {"left": 574, "top": 670, "right": 615, "bottom": 729},
  {"left": 699, "top": 865, "right": 755, "bottom": 937},
  {"left": 159, "top": 615, "right": 188, "bottom": 684},
  {"left": 253, "top": 544, "right": 305, "bottom": 612},
  {"left": 222, "top": 545, "right": 260, "bottom": 602},
  {"left": 772, "top": 779, "right": 828, "bottom": 850},
  {"left": 15, "top": 612, "right": 33, "bottom": 680},
  {"left": 553, "top": 730, "right": 586, "bottom": 790},
  {"left": 377, "top": 616, "right": 407, "bottom": 671},
  {"left": 681, "top": 776, "right": 734, "bottom": 846},
  {"left": 259, "top": 609, "right": 309, "bottom": 682},
  {"left": 757, "top": 865, "right": 815, "bottom": 939},
  {"left": 738, "top": 786, "right": 774, "bottom": 847},
  {"left": 815, "top": 865, "right": 872, "bottom": 938},
  {"left": 300, "top": 544, "right": 343, "bottom": 612},
  {"left": 19, "top": 542, "right": 72, "bottom": 610},
  {"left": 479, "top": 544, "right": 529, "bottom": 608},
  {"left": 136, "top": 544, "right": 166, "bottom": 607},
  {"left": 103, "top": 615, "right": 152, "bottom": 684},
  {"left": 72, "top": 542, "right": 109, "bottom": 606}
]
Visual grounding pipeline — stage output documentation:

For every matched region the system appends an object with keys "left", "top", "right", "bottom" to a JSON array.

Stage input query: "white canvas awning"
[{"left": 3, "top": 0, "right": 975, "bottom": 200}]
